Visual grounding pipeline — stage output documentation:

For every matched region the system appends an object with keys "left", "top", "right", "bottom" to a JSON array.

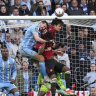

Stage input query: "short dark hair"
[
  {"left": 52, "top": 18, "right": 63, "bottom": 26},
  {"left": 42, "top": 21, "right": 49, "bottom": 28},
  {"left": 1, "top": 46, "right": 8, "bottom": 52},
  {"left": 1, "top": 41, "right": 7, "bottom": 51}
]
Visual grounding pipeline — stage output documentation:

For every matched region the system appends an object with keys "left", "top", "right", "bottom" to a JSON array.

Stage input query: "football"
[{"left": 55, "top": 8, "right": 64, "bottom": 17}]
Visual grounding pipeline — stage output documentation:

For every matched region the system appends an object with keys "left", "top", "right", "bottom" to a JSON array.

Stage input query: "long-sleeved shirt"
[
  {"left": 0, "top": 57, "right": 17, "bottom": 83},
  {"left": 83, "top": 72, "right": 96, "bottom": 90}
]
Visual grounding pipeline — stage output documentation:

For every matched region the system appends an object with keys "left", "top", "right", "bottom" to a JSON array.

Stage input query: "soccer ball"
[{"left": 55, "top": 8, "right": 64, "bottom": 17}]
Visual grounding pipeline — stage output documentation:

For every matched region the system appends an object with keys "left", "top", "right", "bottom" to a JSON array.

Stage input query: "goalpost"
[{"left": 0, "top": 16, "right": 96, "bottom": 96}]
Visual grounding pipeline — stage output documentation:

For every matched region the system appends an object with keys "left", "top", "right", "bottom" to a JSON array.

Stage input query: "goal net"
[{"left": 0, "top": 16, "right": 96, "bottom": 96}]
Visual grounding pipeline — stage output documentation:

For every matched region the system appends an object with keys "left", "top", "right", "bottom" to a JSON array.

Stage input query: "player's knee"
[
  {"left": 39, "top": 55, "right": 44, "bottom": 62},
  {"left": 51, "top": 78, "right": 57, "bottom": 83},
  {"left": 14, "top": 91, "right": 19, "bottom": 96}
]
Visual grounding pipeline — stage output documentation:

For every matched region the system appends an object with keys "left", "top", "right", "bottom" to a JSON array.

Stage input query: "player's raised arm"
[{"left": 33, "top": 33, "right": 46, "bottom": 43}]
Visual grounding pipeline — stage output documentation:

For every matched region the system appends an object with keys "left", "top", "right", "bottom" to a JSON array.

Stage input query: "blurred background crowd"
[{"left": 0, "top": 0, "right": 96, "bottom": 16}]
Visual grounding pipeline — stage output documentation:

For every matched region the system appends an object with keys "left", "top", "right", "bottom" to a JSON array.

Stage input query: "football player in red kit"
[
  {"left": 35, "top": 31, "right": 70, "bottom": 96},
  {"left": 49, "top": 18, "right": 63, "bottom": 37}
]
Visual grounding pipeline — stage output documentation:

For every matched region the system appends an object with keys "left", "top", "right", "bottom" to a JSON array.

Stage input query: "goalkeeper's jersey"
[{"left": 37, "top": 73, "right": 66, "bottom": 90}]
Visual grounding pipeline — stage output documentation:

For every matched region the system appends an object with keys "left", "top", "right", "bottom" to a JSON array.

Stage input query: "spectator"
[
  {"left": 21, "top": 0, "right": 31, "bottom": 11},
  {"left": 61, "top": 0, "right": 71, "bottom": 9},
  {"left": 75, "top": 29, "right": 85, "bottom": 48},
  {"left": 66, "top": 24, "right": 75, "bottom": 40},
  {"left": 15, "top": 61, "right": 32, "bottom": 95},
  {"left": 5, "top": 32, "right": 16, "bottom": 58},
  {"left": 33, "top": 1, "right": 45, "bottom": 16},
  {"left": 74, "top": 57, "right": 89, "bottom": 90},
  {"left": 30, "top": 0, "right": 41, "bottom": 15},
  {"left": 87, "top": 50, "right": 96, "bottom": 64},
  {"left": 68, "top": 45, "right": 80, "bottom": 89},
  {"left": 52, "top": 4, "right": 68, "bottom": 16},
  {"left": 41, "top": 6, "right": 49, "bottom": 16},
  {"left": 79, "top": 0, "right": 88, "bottom": 15},
  {"left": 89, "top": 87, "right": 96, "bottom": 96},
  {"left": 10, "top": 7, "right": 20, "bottom": 16},
  {"left": 89, "top": 10, "right": 96, "bottom": 15},
  {"left": 0, "top": 0, "right": 5, "bottom": 6},
  {"left": 57, "top": 43, "right": 70, "bottom": 68},
  {"left": 53, "top": 0, "right": 61, "bottom": 4},
  {"left": 10, "top": 27, "right": 23, "bottom": 40},
  {"left": 10, "top": 0, "right": 15, "bottom": 6},
  {"left": 88, "top": 0, "right": 96, "bottom": 14},
  {"left": 78, "top": 43, "right": 88, "bottom": 59},
  {"left": 0, "top": 5, "right": 9, "bottom": 16},
  {"left": 29, "top": 62, "right": 39, "bottom": 91},
  {"left": 0, "top": 20, "right": 7, "bottom": 33},
  {"left": 8, "top": 8, "right": 24, "bottom": 33},
  {"left": 20, "top": 2, "right": 30, "bottom": 15},
  {"left": 5, "top": 33, "right": 13, "bottom": 49},
  {"left": 83, "top": 63, "right": 96, "bottom": 90},
  {"left": 10, "top": 36, "right": 21, "bottom": 58},
  {"left": 62, "top": 4, "right": 68, "bottom": 13},
  {"left": 67, "top": 0, "right": 84, "bottom": 15},
  {"left": 51, "top": 2, "right": 62, "bottom": 15},
  {"left": 83, "top": 28, "right": 92, "bottom": 51},
  {"left": 15, "top": 51, "right": 23, "bottom": 70},
  {"left": 10, "top": 0, "right": 21, "bottom": 14},
  {"left": 57, "top": 43, "right": 71, "bottom": 88}
]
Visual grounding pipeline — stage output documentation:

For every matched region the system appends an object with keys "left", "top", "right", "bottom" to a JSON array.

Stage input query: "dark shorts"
[{"left": 45, "top": 59, "right": 65, "bottom": 77}]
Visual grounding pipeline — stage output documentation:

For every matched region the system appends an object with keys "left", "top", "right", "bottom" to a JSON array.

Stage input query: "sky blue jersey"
[
  {"left": 20, "top": 24, "right": 41, "bottom": 49},
  {"left": 0, "top": 57, "right": 17, "bottom": 83}
]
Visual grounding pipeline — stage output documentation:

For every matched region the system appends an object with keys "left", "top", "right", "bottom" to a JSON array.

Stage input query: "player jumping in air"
[
  {"left": 19, "top": 21, "right": 50, "bottom": 81},
  {"left": 35, "top": 31, "right": 70, "bottom": 96}
]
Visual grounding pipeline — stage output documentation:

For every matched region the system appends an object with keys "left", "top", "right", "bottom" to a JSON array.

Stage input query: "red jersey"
[
  {"left": 35, "top": 43, "right": 53, "bottom": 60},
  {"left": 49, "top": 25, "right": 55, "bottom": 37}
]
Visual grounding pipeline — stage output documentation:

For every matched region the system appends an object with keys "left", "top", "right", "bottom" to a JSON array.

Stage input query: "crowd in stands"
[
  {"left": 0, "top": 0, "right": 96, "bottom": 96},
  {"left": 0, "top": 0, "right": 96, "bottom": 16}
]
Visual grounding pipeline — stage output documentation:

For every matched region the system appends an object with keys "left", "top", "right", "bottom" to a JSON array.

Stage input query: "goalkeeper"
[{"left": 37, "top": 72, "right": 66, "bottom": 96}]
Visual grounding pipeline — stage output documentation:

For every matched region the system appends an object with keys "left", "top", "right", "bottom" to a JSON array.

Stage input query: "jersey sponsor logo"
[{"left": 35, "top": 28, "right": 38, "bottom": 31}]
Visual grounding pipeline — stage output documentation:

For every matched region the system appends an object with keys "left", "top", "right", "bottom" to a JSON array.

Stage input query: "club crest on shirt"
[{"left": 50, "top": 69, "right": 53, "bottom": 72}]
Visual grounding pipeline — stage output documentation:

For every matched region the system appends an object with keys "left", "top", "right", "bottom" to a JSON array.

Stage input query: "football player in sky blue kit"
[
  {"left": 0, "top": 46, "right": 19, "bottom": 96},
  {"left": 19, "top": 21, "right": 49, "bottom": 81}
]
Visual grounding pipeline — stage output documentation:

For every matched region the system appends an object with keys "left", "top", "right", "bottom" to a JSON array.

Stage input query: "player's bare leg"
[
  {"left": 10, "top": 88, "right": 19, "bottom": 96},
  {"left": 33, "top": 53, "right": 50, "bottom": 82}
]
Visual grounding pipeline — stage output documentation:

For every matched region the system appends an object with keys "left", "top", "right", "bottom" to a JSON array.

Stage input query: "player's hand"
[{"left": 10, "top": 79, "right": 15, "bottom": 84}]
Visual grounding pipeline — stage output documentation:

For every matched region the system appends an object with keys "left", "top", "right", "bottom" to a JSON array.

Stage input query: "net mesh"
[{"left": 0, "top": 19, "right": 96, "bottom": 95}]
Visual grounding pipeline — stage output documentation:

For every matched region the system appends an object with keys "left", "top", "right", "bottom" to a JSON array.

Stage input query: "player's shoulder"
[
  {"left": 28, "top": 24, "right": 39, "bottom": 33},
  {"left": 29, "top": 24, "right": 39, "bottom": 30}
]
